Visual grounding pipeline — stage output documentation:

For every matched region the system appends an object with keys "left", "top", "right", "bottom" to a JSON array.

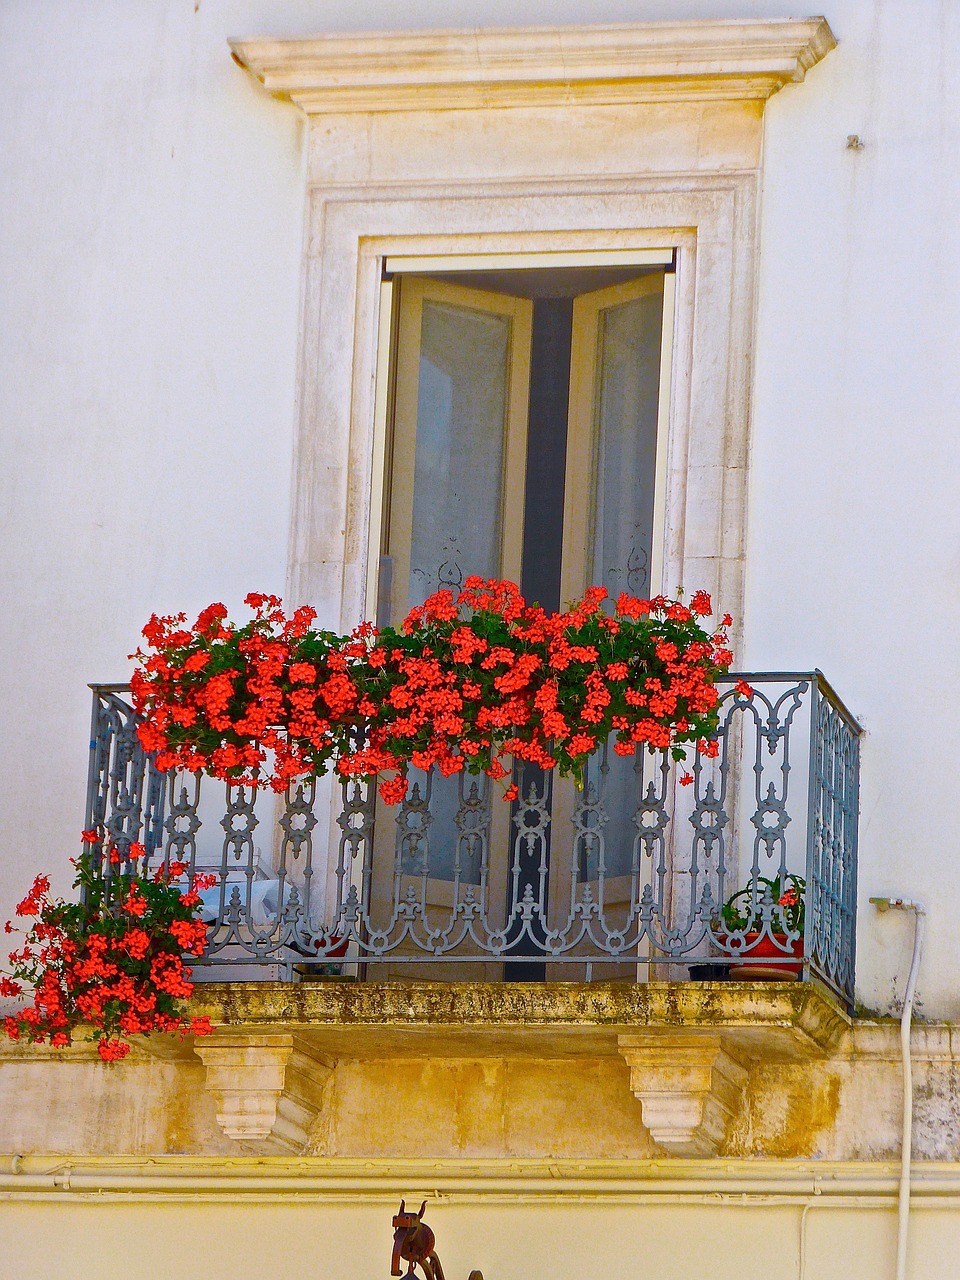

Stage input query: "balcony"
[
  {"left": 85, "top": 671, "right": 860, "bottom": 1007},
  {"left": 62, "top": 671, "right": 864, "bottom": 1155}
]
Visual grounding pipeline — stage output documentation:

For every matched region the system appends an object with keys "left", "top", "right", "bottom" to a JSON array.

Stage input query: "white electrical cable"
[
  {"left": 870, "top": 896, "right": 926, "bottom": 1280},
  {"left": 896, "top": 903, "right": 925, "bottom": 1280},
  {"left": 798, "top": 1200, "right": 812, "bottom": 1280}
]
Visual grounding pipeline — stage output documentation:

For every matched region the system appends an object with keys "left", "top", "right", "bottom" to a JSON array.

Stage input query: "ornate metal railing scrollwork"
[{"left": 82, "top": 673, "right": 861, "bottom": 1004}]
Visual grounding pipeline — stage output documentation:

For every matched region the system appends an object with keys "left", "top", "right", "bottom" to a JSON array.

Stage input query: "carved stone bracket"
[
  {"left": 618, "top": 1032, "right": 748, "bottom": 1157},
  {"left": 195, "top": 1033, "right": 330, "bottom": 1153}
]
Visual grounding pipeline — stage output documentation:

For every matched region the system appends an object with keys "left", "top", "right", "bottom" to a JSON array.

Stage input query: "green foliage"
[{"left": 720, "top": 873, "right": 806, "bottom": 935}]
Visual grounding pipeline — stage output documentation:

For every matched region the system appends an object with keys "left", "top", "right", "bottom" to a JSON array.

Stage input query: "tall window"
[
  {"left": 367, "top": 255, "right": 676, "bottom": 973},
  {"left": 372, "top": 255, "right": 675, "bottom": 625}
]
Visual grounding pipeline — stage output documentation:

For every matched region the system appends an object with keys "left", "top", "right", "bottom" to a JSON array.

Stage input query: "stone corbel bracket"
[
  {"left": 195, "top": 1033, "right": 331, "bottom": 1153},
  {"left": 618, "top": 1032, "right": 748, "bottom": 1157}
]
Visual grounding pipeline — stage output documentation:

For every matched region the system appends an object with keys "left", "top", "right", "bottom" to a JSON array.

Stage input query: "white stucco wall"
[
  {"left": 745, "top": 1, "right": 960, "bottom": 1018},
  {"left": 1, "top": 1, "right": 958, "bottom": 1015}
]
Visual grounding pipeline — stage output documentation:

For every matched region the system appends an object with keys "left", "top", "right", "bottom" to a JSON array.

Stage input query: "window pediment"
[{"left": 230, "top": 17, "right": 836, "bottom": 115}]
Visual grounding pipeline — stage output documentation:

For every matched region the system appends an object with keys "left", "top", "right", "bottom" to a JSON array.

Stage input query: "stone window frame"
[
  {"left": 232, "top": 17, "right": 834, "bottom": 639},
  {"left": 230, "top": 18, "right": 836, "bottom": 905}
]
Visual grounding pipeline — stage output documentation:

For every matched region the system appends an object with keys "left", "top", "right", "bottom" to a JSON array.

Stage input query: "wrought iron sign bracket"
[
  {"left": 391, "top": 1199, "right": 485, "bottom": 1280},
  {"left": 618, "top": 1031, "right": 748, "bottom": 1157},
  {"left": 195, "top": 1032, "right": 331, "bottom": 1152}
]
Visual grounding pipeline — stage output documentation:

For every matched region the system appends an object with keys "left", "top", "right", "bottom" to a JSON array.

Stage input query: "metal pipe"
[
  {"left": 1, "top": 1163, "right": 958, "bottom": 1200},
  {"left": 0, "top": 1177, "right": 946, "bottom": 1201}
]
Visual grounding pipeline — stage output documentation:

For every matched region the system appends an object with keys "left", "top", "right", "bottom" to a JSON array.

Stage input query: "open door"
[
  {"left": 550, "top": 273, "right": 671, "bottom": 972},
  {"left": 366, "top": 263, "right": 674, "bottom": 978},
  {"left": 370, "top": 277, "right": 533, "bottom": 969}
]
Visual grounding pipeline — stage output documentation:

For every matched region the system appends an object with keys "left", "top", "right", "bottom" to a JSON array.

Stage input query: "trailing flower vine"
[{"left": 2, "top": 842, "right": 213, "bottom": 1061}]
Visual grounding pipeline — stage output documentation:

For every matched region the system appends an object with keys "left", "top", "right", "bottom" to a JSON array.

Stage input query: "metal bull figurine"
[{"left": 391, "top": 1200, "right": 484, "bottom": 1280}]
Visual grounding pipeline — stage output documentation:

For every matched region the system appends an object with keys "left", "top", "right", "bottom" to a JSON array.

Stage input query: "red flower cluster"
[
  {"left": 132, "top": 593, "right": 366, "bottom": 791},
  {"left": 131, "top": 581, "right": 734, "bottom": 802},
  {"left": 2, "top": 847, "right": 213, "bottom": 1061}
]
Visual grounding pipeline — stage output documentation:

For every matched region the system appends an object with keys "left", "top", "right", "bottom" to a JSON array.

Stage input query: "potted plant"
[{"left": 715, "top": 873, "right": 806, "bottom": 980}]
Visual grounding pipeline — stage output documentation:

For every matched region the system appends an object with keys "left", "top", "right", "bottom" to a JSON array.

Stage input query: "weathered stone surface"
[
  {"left": 188, "top": 980, "right": 852, "bottom": 1061},
  {"left": 1, "top": 985, "right": 958, "bottom": 1163}
]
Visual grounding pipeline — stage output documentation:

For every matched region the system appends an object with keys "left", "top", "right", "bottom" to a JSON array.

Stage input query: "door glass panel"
[
  {"left": 379, "top": 282, "right": 528, "bottom": 903},
  {"left": 560, "top": 275, "right": 666, "bottom": 888},
  {"left": 591, "top": 289, "right": 663, "bottom": 599},
  {"left": 408, "top": 299, "right": 510, "bottom": 610}
]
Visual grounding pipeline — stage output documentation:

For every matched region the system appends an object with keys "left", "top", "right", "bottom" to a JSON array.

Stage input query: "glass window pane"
[
  {"left": 408, "top": 300, "right": 510, "bottom": 609},
  {"left": 591, "top": 290, "right": 663, "bottom": 599},
  {"left": 589, "top": 287, "right": 663, "bottom": 879}
]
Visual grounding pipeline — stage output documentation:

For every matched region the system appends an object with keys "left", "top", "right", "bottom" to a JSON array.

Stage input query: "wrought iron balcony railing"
[{"left": 84, "top": 673, "right": 861, "bottom": 1007}]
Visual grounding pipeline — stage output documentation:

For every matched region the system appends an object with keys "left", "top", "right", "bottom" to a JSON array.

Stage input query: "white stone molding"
[
  {"left": 194, "top": 1033, "right": 330, "bottom": 1153},
  {"left": 618, "top": 1032, "right": 748, "bottom": 1157},
  {"left": 230, "top": 18, "right": 836, "bottom": 114}
]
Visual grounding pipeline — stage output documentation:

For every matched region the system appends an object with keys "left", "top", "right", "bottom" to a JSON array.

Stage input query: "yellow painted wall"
[{"left": 3, "top": 1041, "right": 959, "bottom": 1162}]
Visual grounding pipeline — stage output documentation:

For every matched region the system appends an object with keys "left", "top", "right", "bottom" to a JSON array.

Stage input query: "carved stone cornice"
[{"left": 229, "top": 18, "right": 836, "bottom": 115}]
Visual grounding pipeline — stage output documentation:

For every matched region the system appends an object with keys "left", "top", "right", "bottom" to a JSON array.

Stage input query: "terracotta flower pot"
[{"left": 728, "top": 931, "right": 803, "bottom": 981}]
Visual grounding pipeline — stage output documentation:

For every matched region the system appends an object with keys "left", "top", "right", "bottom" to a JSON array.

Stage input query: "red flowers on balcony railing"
[
  {"left": 0, "top": 580, "right": 737, "bottom": 1059},
  {"left": 131, "top": 579, "right": 733, "bottom": 802}
]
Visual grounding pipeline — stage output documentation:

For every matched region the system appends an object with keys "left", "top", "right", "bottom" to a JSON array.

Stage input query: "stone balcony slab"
[
  {"left": 181, "top": 981, "right": 851, "bottom": 1155},
  {"left": 186, "top": 980, "right": 851, "bottom": 1063}
]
